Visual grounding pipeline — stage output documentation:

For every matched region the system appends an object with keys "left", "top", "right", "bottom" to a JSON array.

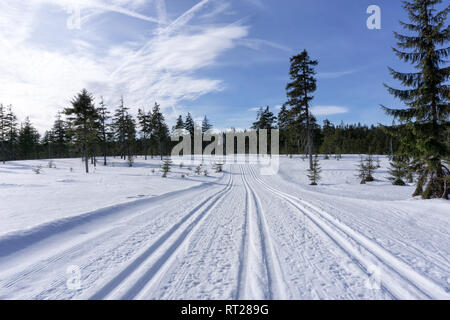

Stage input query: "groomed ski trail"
[{"left": 247, "top": 164, "right": 450, "bottom": 300}]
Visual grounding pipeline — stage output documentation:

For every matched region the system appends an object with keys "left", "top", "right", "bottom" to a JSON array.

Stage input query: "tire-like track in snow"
[{"left": 247, "top": 164, "right": 449, "bottom": 300}]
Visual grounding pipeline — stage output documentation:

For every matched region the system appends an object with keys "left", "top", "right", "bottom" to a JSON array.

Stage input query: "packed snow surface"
[{"left": 0, "top": 156, "right": 448, "bottom": 300}]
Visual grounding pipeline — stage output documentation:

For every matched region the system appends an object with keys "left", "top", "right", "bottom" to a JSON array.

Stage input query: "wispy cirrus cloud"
[
  {"left": 310, "top": 106, "right": 349, "bottom": 116},
  {"left": 0, "top": 0, "right": 253, "bottom": 131},
  {"left": 317, "top": 69, "right": 358, "bottom": 79}
]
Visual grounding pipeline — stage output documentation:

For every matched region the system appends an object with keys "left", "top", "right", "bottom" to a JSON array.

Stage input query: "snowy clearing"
[{"left": 0, "top": 156, "right": 448, "bottom": 300}]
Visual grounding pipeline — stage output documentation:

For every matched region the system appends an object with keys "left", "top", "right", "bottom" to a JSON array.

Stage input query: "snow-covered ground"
[{"left": 0, "top": 156, "right": 448, "bottom": 300}]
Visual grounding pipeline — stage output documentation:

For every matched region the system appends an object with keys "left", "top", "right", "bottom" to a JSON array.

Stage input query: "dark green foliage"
[
  {"left": 97, "top": 98, "right": 111, "bottom": 166},
  {"left": 286, "top": 50, "right": 318, "bottom": 170},
  {"left": 388, "top": 156, "right": 409, "bottom": 186},
  {"left": 357, "top": 155, "right": 378, "bottom": 184},
  {"left": 18, "top": 118, "right": 40, "bottom": 160},
  {"left": 382, "top": 0, "right": 449, "bottom": 199},
  {"left": 307, "top": 154, "right": 321, "bottom": 185},
  {"left": 184, "top": 113, "right": 195, "bottom": 137},
  {"left": 174, "top": 115, "right": 184, "bottom": 131},
  {"left": 64, "top": 89, "right": 99, "bottom": 173},
  {"left": 161, "top": 158, "right": 172, "bottom": 178},
  {"left": 151, "top": 102, "right": 169, "bottom": 160},
  {"left": 202, "top": 116, "right": 213, "bottom": 133},
  {"left": 252, "top": 106, "right": 277, "bottom": 130}
]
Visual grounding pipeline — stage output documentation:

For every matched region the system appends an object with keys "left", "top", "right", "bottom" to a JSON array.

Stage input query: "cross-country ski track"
[{"left": 0, "top": 163, "right": 448, "bottom": 300}]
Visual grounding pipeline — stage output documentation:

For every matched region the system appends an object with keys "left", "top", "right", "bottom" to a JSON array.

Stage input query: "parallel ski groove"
[
  {"left": 248, "top": 164, "right": 449, "bottom": 300},
  {"left": 89, "top": 170, "right": 234, "bottom": 300},
  {"left": 239, "top": 165, "right": 288, "bottom": 299}
]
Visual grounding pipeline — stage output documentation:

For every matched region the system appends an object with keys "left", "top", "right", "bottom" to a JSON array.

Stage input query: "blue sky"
[{"left": 0, "top": 0, "right": 442, "bottom": 132}]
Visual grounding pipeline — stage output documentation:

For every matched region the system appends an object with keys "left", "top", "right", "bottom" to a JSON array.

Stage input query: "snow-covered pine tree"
[
  {"left": 195, "top": 164, "right": 202, "bottom": 175},
  {"left": 382, "top": 0, "right": 449, "bottom": 199},
  {"left": 307, "top": 154, "right": 321, "bottom": 185},
  {"left": 286, "top": 50, "right": 318, "bottom": 170},
  {"left": 161, "top": 158, "right": 172, "bottom": 178},
  {"left": 388, "top": 156, "right": 408, "bottom": 186}
]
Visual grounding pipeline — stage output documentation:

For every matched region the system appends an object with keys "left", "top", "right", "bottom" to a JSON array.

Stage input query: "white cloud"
[
  {"left": 310, "top": 106, "right": 349, "bottom": 116},
  {"left": 317, "top": 69, "right": 358, "bottom": 79},
  {"left": 0, "top": 0, "right": 250, "bottom": 132}
]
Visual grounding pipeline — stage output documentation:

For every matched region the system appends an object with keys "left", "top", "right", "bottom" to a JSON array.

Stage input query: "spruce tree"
[
  {"left": 151, "top": 102, "right": 169, "bottom": 160},
  {"left": 51, "top": 112, "right": 67, "bottom": 158},
  {"left": 161, "top": 158, "right": 172, "bottom": 178},
  {"left": 357, "top": 156, "right": 368, "bottom": 184},
  {"left": 112, "top": 97, "right": 129, "bottom": 160},
  {"left": 307, "top": 154, "right": 321, "bottom": 185},
  {"left": 202, "top": 116, "right": 213, "bottom": 133},
  {"left": 18, "top": 118, "right": 40, "bottom": 160},
  {"left": 138, "top": 108, "right": 152, "bottom": 160},
  {"left": 184, "top": 112, "right": 195, "bottom": 137},
  {"left": 382, "top": 0, "right": 449, "bottom": 199},
  {"left": 0, "top": 104, "right": 6, "bottom": 163},
  {"left": 388, "top": 156, "right": 409, "bottom": 186},
  {"left": 364, "top": 154, "right": 377, "bottom": 182},
  {"left": 97, "top": 98, "right": 111, "bottom": 166},
  {"left": 277, "top": 104, "right": 292, "bottom": 156},
  {"left": 174, "top": 115, "right": 184, "bottom": 130},
  {"left": 64, "top": 89, "right": 99, "bottom": 173},
  {"left": 286, "top": 50, "right": 318, "bottom": 170},
  {"left": 5, "top": 105, "right": 18, "bottom": 161}
]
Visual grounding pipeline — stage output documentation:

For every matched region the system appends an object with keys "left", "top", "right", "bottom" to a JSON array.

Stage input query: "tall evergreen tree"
[
  {"left": 0, "top": 104, "right": 7, "bottom": 163},
  {"left": 278, "top": 104, "right": 293, "bottom": 156},
  {"left": 252, "top": 106, "right": 277, "bottom": 130},
  {"left": 5, "top": 105, "right": 18, "bottom": 161},
  {"left": 18, "top": 117, "right": 40, "bottom": 160},
  {"left": 51, "top": 112, "right": 67, "bottom": 158},
  {"left": 286, "top": 50, "right": 318, "bottom": 170},
  {"left": 64, "top": 89, "right": 99, "bottom": 173},
  {"left": 151, "top": 102, "right": 169, "bottom": 160},
  {"left": 202, "top": 116, "right": 213, "bottom": 133},
  {"left": 184, "top": 112, "right": 195, "bottom": 137},
  {"left": 382, "top": 0, "right": 449, "bottom": 199},
  {"left": 97, "top": 98, "right": 111, "bottom": 165},
  {"left": 112, "top": 96, "right": 130, "bottom": 160},
  {"left": 138, "top": 108, "right": 152, "bottom": 160},
  {"left": 174, "top": 115, "right": 185, "bottom": 130}
]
